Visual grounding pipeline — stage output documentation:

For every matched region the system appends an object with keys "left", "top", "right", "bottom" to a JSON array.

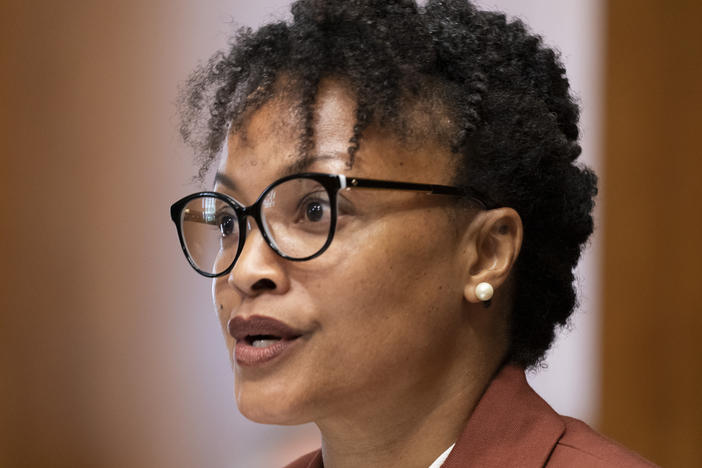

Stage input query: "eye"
[
  {"left": 294, "top": 193, "right": 330, "bottom": 225},
  {"left": 305, "top": 200, "right": 324, "bottom": 222},
  {"left": 218, "top": 214, "right": 236, "bottom": 236}
]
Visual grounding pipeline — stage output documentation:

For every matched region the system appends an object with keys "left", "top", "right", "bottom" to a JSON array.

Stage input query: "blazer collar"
[
  {"left": 442, "top": 364, "right": 565, "bottom": 468},
  {"left": 288, "top": 365, "right": 564, "bottom": 468}
]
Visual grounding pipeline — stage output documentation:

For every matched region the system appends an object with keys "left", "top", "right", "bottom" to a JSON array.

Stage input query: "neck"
[{"left": 316, "top": 358, "right": 502, "bottom": 468}]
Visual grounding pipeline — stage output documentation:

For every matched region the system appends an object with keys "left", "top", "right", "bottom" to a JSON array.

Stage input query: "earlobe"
[{"left": 462, "top": 207, "right": 523, "bottom": 304}]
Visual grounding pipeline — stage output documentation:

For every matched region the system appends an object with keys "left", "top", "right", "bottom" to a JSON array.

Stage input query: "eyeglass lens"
[{"left": 179, "top": 177, "right": 333, "bottom": 275}]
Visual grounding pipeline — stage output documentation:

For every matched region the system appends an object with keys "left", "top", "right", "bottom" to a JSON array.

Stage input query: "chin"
[{"left": 235, "top": 381, "right": 312, "bottom": 426}]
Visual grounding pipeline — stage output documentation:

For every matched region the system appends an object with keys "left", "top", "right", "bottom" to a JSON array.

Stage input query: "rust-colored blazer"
[{"left": 284, "top": 365, "right": 657, "bottom": 467}]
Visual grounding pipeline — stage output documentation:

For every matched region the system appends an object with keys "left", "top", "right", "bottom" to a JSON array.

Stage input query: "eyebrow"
[
  {"left": 213, "top": 153, "right": 348, "bottom": 192},
  {"left": 213, "top": 172, "right": 237, "bottom": 191},
  {"left": 282, "top": 153, "right": 346, "bottom": 176}
]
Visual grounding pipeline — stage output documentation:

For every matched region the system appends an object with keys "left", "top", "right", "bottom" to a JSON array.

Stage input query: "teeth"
[{"left": 251, "top": 339, "right": 280, "bottom": 348}]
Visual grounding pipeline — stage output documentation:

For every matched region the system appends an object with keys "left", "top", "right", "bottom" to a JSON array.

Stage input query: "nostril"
[{"left": 251, "top": 278, "right": 276, "bottom": 291}]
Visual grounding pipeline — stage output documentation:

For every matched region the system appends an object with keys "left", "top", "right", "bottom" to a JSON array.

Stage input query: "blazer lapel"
[
  {"left": 285, "top": 366, "right": 564, "bottom": 468},
  {"left": 442, "top": 365, "right": 565, "bottom": 468}
]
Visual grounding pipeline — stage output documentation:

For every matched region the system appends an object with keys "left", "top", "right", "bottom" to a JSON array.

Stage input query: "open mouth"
[
  {"left": 229, "top": 315, "right": 304, "bottom": 348},
  {"left": 229, "top": 316, "right": 305, "bottom": 366},
  {"left": 246, "top": 334, "right": 284, "bottom": 348}
]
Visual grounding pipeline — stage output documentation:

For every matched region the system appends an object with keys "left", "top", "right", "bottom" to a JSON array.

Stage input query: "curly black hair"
[{"left": 179, "top": 0, "right": 598, "bottom": 368}]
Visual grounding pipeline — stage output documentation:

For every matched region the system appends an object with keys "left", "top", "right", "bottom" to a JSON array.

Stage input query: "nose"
[{"left": 226, "top": 216, "right": 290, "bottom": 297}]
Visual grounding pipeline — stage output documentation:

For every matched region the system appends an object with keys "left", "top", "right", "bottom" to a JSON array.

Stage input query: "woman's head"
[
  {"left": 178, "top": 0, "right": 597, "bottom": 419},
  {"left": 207, "top": 78, "right": 521, "bottom": 425}
]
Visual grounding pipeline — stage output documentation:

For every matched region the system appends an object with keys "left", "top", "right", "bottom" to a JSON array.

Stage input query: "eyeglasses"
[{"left": 170, "top": 172, "right": 488, "bottom": 278}]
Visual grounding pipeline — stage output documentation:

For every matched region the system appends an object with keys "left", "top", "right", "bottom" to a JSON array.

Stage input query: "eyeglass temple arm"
[{"left": 342, "top": 176, "right": 489, "bottom": 208}]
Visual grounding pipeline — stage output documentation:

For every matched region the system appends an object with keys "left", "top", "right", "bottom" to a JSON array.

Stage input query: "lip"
[{"left": 228, "top": 315, "right": 304, "bottom": 367}]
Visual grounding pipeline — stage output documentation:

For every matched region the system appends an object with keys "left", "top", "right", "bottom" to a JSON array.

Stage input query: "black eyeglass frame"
[{"left": 170, "top": 172, "right": 489, "bottom": 278}]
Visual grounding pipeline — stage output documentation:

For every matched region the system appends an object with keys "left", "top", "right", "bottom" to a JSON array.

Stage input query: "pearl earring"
[{"left": 475, "top": 282, "right": 494, "bottom": 302}]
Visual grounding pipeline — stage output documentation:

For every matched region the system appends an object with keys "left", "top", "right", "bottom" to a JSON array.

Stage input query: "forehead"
[{"left": 217, "top": 78, "right": 457, "bottom": 198}]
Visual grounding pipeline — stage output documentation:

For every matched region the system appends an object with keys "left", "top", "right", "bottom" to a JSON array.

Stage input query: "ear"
[{"left": 462, "top": 207, "right": 523, "bottom": 304}]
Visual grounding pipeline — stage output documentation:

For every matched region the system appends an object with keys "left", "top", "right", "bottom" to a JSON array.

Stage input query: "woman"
[{"left": 170, "top": 0, "right": 656, "bottom": 466}]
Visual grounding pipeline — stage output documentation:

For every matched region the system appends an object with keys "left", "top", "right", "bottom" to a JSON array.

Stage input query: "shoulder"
[
  {"left": 547, "top": 416, "right": 658, "bottom": 468},
  {"left": 281, "top": 449, "right": 323, "bottom": 468}
]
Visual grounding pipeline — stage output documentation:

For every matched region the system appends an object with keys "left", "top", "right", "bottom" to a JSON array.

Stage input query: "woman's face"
[{"left": 214, "top": 79, "right": 482, "bottom": 426}]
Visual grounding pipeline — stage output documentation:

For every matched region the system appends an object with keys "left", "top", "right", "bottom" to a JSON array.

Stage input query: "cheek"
[
  {"left": 213, "top": 278, "right": 236, "bottom": 350},
  {"left": 307, "top": 213, "right": 464, "bottom": 374},
  {"left": 335, "top": 212, "right": 460, "bottom": 305}
]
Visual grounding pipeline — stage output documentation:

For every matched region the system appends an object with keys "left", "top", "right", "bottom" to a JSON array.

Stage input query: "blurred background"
[{"left": 1, "top": 0, "right": 700, "bottom": 467}]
